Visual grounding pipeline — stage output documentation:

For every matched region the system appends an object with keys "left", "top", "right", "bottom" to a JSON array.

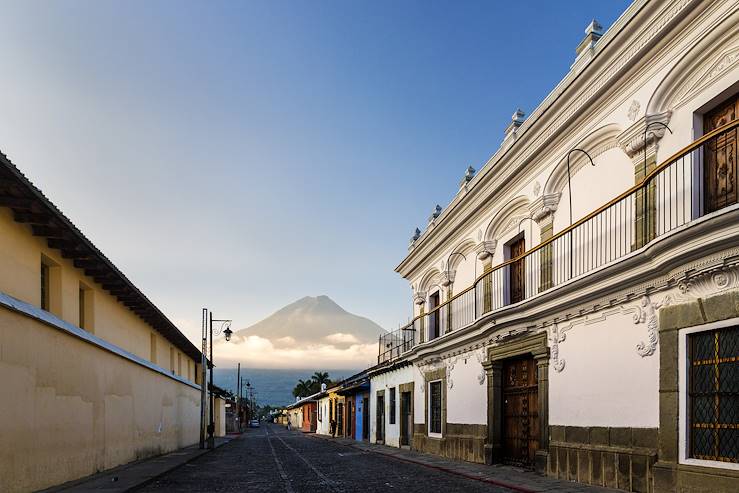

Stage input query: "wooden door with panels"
[
  {"left": 704, "top": 93, "right": 738, "bottom": 213},
  {"left": 502, "top": 356, "right": 539, "bottom": 467}
]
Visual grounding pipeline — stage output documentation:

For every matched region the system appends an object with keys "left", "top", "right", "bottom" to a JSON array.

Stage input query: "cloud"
[
  {"left": 324, "top": 332, "right": 360, "bottom": 345},
  {"left": 214, "top": 335, "right": 377, "bottom": 369}
]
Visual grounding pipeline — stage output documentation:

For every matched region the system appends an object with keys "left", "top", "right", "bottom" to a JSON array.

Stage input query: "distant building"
[
  {"left": 371, "top": 1, "right": 739, "bottom": 492},
  {"left": 0, "top": 152, "right": 204, "bottom": 491}
]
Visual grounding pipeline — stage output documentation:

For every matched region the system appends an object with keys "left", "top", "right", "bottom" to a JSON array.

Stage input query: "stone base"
[
  {"left": 412, "top": 423, "right": 486, "bottom": 464},
  {"left": 548, "top": 425, "right": 657, "bottom": 492},
  {"left": 653, "top": 461, "right": 739, "bottom": 493}
]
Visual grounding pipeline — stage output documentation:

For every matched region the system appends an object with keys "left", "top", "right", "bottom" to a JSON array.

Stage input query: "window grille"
[
  {"left": 689, "top": 325, "right": 739, "bottom": 463},
  {"left": 429, "top": 381, "right": 442, "bottom": 434}
]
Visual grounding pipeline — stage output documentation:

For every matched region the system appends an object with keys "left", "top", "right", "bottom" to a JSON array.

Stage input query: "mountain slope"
[{"left": 234, "top": 295, "right": 387, "bottom": 348}]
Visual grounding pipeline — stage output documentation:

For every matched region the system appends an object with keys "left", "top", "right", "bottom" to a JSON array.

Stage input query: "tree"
[
  {"left": 312, "top": 371, "right": 331, "bottom": 387},
  {"left": 292, "top": 378, "right": 313, "bottom": 398}
]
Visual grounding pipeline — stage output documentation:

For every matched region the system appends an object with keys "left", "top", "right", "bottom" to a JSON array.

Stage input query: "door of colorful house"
[
  {"left": 346, "top": 399, "right": 353, "bottom": 439},
  {"left": 363, "top": 397, "right": 370, "bottom": 440},
  {"left": 337, "top": 402, "right": 344, "bottom": 437}
]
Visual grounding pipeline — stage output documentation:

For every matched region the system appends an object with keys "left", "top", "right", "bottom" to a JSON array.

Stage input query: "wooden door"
[
  {"left": 376, "top": 396, "right": 385, "bottom": 442},
  {"left": 704, "top": 94, "right": 739, "bottom": 212},
  {"left": 363, "top": 397, "right": 370, "bottom": 440},
  {"left": 400, "top": 391, "right": 412, "bottom": 446},
  {"left": 337, "top": 402, "right": 344, "bottom": 437},
  {"left": 509, "top": 238, "right": 526, "bottom": 304},
  {"left": 346, "top": 400, "right": 353, "bottom": 439},
  {"left": 502, "top": 356, "right": 539, "bottom": 467},
  {"left": 429, "top": 292, "right": 440, "bottom": 340}
]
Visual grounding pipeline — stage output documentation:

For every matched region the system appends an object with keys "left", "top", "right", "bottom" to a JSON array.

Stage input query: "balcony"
[{"left": 379, "top": 119, "right": 739, "bottom": 364}]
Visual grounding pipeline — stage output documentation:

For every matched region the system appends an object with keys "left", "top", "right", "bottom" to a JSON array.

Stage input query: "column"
[
  {"left": 483, "top": 360, "right": 503, "bottom": 465},
  {"left": 530, "top": 193, "right": 559, "bottom": 291},
  {"left": 534, "top": 353, "right": 550, "bottom": 474}
]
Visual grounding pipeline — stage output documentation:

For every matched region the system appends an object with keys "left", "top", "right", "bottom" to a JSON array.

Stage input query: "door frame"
[{"left": 483, "top": 332, "right": 549, "bottom": 473}]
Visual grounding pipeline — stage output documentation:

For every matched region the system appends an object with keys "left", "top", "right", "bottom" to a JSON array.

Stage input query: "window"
[
  {"left": 389, "top": 387, "right": 396, "bottom": 424},
  {"left": 150, "top": 333, "right": 158, "bottom": 364},
  {"left": 429, "top": 381, "right": 442, "bottom": 436},
  {"left": 78, "top": 287, "right": 85, "bottom": 328},
  {"left": 177, "top": 352, "right": 182, "bottom": 376},
  {"left": 78, "top": 283, "right": 93, "bottom": 332},
  {"left": 169, "top": 346, "right": 175, "bottom": 374},
  {"left": 688, "top": 325, "right": 738, "bottom": 463},
  {"left": 40, "top": 262, "right": 50, "bottom": 311}
]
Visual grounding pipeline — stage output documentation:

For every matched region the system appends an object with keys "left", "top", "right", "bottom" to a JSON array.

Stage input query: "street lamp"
[{"left": 199, "top": 308, "right": 233, "bottom": 450}]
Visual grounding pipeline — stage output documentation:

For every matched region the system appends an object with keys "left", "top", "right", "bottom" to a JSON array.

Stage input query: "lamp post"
[
  {"left": 199, "top": 308, "right": 232, "bottom": 450},
  {"left": 565, "top": 148, "right": 596, "bottom": 279}
]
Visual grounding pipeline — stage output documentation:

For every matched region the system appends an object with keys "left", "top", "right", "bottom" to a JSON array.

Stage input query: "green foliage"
[{"left": 291, "top": 371, "right": 333, "bottom": 398}]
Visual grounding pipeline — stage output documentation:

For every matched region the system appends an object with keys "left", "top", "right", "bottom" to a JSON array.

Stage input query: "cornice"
[{"left": 396, "top": 0, "right": 704, "bottom": 279}]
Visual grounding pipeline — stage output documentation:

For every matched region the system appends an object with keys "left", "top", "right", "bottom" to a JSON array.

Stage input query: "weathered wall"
[
  {"left": 0, "top": 306, "right": 201, "bottom": 493},
  {"left": 370, "top": 365, "right": 414, "bottom": 447}
]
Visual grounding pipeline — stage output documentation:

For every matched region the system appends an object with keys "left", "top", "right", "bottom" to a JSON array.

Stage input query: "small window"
[
  {"left": 389, "top": 387, "right": 396, "bottom": 425},
  {"left": 78, "top": 283, "right": 93, "bottom": 331},
  {"left": 169, "top": 346, "right": 175, "bottom": 374},
  {"left": 40, "top": 262, "right": 50, "bottom": 311},
  {"left": 429, "top": 381, "right": 442, "bottom": 435},
  {"left": 177, "top": 352, "right": 182, "bottom": 376},
  {"left": 688, "top": 325, "right": 739, "bottom": 463},
  {"left": 150, "top": 333, "right": 158, "bottom": 364}
]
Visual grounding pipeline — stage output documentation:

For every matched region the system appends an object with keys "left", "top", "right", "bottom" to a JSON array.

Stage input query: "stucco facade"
[
  {"left": 377, "top": 1, "right": 739, "bottom": 491},
  {"left": 0, "top": 154, "right": 203, "bottom": 491}
]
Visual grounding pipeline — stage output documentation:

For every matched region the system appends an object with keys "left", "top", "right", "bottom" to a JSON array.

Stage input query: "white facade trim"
[{"left": 678, "top": 316, "right": 739, "bottom": 471}]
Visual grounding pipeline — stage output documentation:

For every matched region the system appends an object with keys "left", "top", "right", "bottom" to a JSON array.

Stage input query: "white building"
[{"left": 372, "top": 1, "right": 739, "bottom": 492}]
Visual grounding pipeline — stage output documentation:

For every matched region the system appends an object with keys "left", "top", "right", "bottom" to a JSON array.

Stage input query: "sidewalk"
[
  {"left": 43, "top": 436, "right": 235, "bottom": 493},
  {"left": 307, "top": 433, "right": 617, "bottom": 493}
]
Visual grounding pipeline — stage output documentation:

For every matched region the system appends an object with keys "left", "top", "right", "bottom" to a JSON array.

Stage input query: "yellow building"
[{"left": 0, "top": 154, "right": 204, "bottom": 492}]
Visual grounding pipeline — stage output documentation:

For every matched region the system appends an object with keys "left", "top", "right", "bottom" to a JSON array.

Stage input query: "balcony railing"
[{"left": 379, "top": 119, "right": 739, "bottom": 364}]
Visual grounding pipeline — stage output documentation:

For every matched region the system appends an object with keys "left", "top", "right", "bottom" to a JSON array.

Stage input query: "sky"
[{"left": 0, "top": 0, "right": 631, "bottom": 363}]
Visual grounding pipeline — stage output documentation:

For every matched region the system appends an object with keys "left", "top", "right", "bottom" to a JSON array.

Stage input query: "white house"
[{"left": 375, "top": 1, "right": 739, "bottom": 492}]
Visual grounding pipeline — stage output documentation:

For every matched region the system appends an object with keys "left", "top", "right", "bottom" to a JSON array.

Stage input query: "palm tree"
[
  {"left": 292, "top": 378, "right": 313, "bottom": 398},
  {"left": 312, "top": 371, "right": 331, "bottom": 386}
]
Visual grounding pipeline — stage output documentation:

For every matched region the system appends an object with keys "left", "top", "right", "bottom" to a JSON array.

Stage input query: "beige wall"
[
  {"left": 0, "top": 306, "right": 201, "bottom": 493},
  {"left": 0, "top": 208, "right": 196, "bottom": 381}
]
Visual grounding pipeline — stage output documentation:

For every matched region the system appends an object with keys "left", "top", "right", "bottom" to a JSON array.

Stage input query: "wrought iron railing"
[{"left": 378, "top": 119, "right": 739, "bottom": 364}]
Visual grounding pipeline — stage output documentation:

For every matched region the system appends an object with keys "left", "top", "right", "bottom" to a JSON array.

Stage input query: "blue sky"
[{"left": 0, "top": 0, "right": 631, "bottom": 347}]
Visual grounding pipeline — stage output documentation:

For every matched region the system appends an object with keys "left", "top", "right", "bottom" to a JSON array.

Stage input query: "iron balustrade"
[{"left": 378, "top": 120, "right": 739, "bottom": 364}]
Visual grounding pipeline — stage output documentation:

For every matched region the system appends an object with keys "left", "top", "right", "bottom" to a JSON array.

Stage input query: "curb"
[{"left": 305, "top": 433, "right": 537, "bottom": 493}]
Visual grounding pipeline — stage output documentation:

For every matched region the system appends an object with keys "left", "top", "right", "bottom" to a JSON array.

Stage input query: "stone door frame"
[{"left": 483, "top": 331, "right": 549, "bottom": 473}]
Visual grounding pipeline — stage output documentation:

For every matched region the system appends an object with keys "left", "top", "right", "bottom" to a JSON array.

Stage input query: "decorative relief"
[
  {"left": 532, "top": 181, "right": 541, "bottom": 197},
  {"left": 628, "top": 100, "right": 641, "bottom": 121},
  {"left": 475, "top": 348, "right": 487, "bottom": 385},
  {"left": 617, "top": 111, "right": 672, "bottom": 159},
  {"left": 677, "top": 264, "right": 739, "bottom": 299},
  {"left": 675, "top": 46, "right": 739, "bottom": 108},
  {"left": 634, "top": 294, "right": 671, "bottom": 357},
  {"left": 548, "top": 323, "right": 567, "bottom": 372}
]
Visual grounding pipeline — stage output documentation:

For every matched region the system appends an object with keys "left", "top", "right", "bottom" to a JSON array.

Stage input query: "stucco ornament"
[
  {"left": 475, "top": 349, "right": 487, "bottom": 385},
  {"left": 627, "top": 100, "right": 641, "bottom": 121},
  {"left": 548, "top": 323, "right": 567, "bottom": 372},
  {"left": 532, "top": 181, "right": 541, "bottom": 197},
  {"left": 440, "top": 270, "right": 456, "bottom": 287},
  {"left": 413, "top": 290, "right": 427, "bottom": 305},
  {"left": 634, "top": 294, "right": 671, "bottom": 357},
  {"left": 677, "top": 265, "right": 739, "bottom": 299}
]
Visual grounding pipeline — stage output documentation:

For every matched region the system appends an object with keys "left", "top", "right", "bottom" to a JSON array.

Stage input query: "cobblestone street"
[{"left": 138, "top": 424, "right": 613, "bottom": 493}]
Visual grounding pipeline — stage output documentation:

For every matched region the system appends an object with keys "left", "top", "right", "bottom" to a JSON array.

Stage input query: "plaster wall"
[
  {"left": 0, "top": 208, "right": 196, "bottom": 381},
  {"left": 548, "top": 308, "right": 660, "bottom": 427},
  {"left": 444, "top": 351, "right": 487, "bottom": 425},
  {"left": 316, "top": 397, "right": 331, "bottom": 435},
  {"left": 0, "top": 306, "right": 201, "bottom": 493},
  {"left": 369, "top": 365, "right": 414, "bottom": 447}
]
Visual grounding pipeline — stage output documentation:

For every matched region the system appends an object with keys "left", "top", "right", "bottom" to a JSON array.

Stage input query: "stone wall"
[
  {"left": 548, "top": 425, "right": 657, "bottom": 492},
  {"left": 413, "top": 423, "right": 487, "bottom": 463}
]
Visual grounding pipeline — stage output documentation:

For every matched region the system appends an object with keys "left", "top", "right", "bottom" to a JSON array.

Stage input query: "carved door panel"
[
  {"left": 704, "top": 94, "right": 739, "bottom": 213},
  {"left": 502, "top": 357, "right": 539, "bottom": 467},
  {"left": 509, "top": 238, "right": 526, "bottom": 304}
]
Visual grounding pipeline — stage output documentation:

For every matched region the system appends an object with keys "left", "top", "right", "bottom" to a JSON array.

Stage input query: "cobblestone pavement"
[
  {"left": 139, "top": 424, "right": 511, "bottom": 492},
  {"left": 138, "top": 424, "right": 614, "bottom": 493}
]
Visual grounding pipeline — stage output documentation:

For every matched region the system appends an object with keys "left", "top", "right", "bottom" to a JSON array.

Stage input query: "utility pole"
[
  {"left": 236, "top": 363, "right": 241, "bottom": 432},
  {"left": 199, "top": 308, "right": 207, "bottom": 449}
]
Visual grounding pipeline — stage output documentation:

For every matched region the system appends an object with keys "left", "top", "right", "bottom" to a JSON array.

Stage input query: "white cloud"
[
  {"left": 214, "top": 335, "right": 376, "bottom": 370},
  {"left": 324, "top": 333, "right": 360, "bottom": 344}
]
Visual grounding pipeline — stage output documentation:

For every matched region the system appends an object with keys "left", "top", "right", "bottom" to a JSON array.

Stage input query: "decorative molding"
[
  {"left": 617, "top": 111, "right": 672, "bottom": 159},
  {"left": 676, "top": 264, "right": 739, "bottom": 299},
  {"left": 529, "top": 193, "right": 561, "bottom": 225},
  {"left": 549, "top": 323, "right": 567, "bottom": 372},
  {"left": 440, "top": 270, "right": 456, "bottom": 288},
  {"left": 628, "top": 99, "right": 641, "bottom": 121},
  {"left": 475, "top": 348, "right": 487, "bottom": 385},
  {"left": 675, "top": 45, "right": 739, "bottom": 109},
  {"left": 475, "top": 240, "right": 497, "bottom": 261},
  {"left": 413, "top": 291, "right": 427, "bottom": 306},
  {"left": 634, "top": 294, "right": 671, "bottom": 357},
  {"left": 533, "top": 181, "right": 541, "bottom": 197}
]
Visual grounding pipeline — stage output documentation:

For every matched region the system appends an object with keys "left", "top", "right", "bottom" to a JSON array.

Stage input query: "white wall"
[
  {"left": 315, "top": 398, "right": 331, "bottom": 435},
  {"left": 445, "top": 350, "right": 487, "bottom": 425},
  {"left": 548, "top": 308, "right": 660, "bottom": 428},
  {"left": 369, "top": 365, "right": 414, "bottom": 447}
]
